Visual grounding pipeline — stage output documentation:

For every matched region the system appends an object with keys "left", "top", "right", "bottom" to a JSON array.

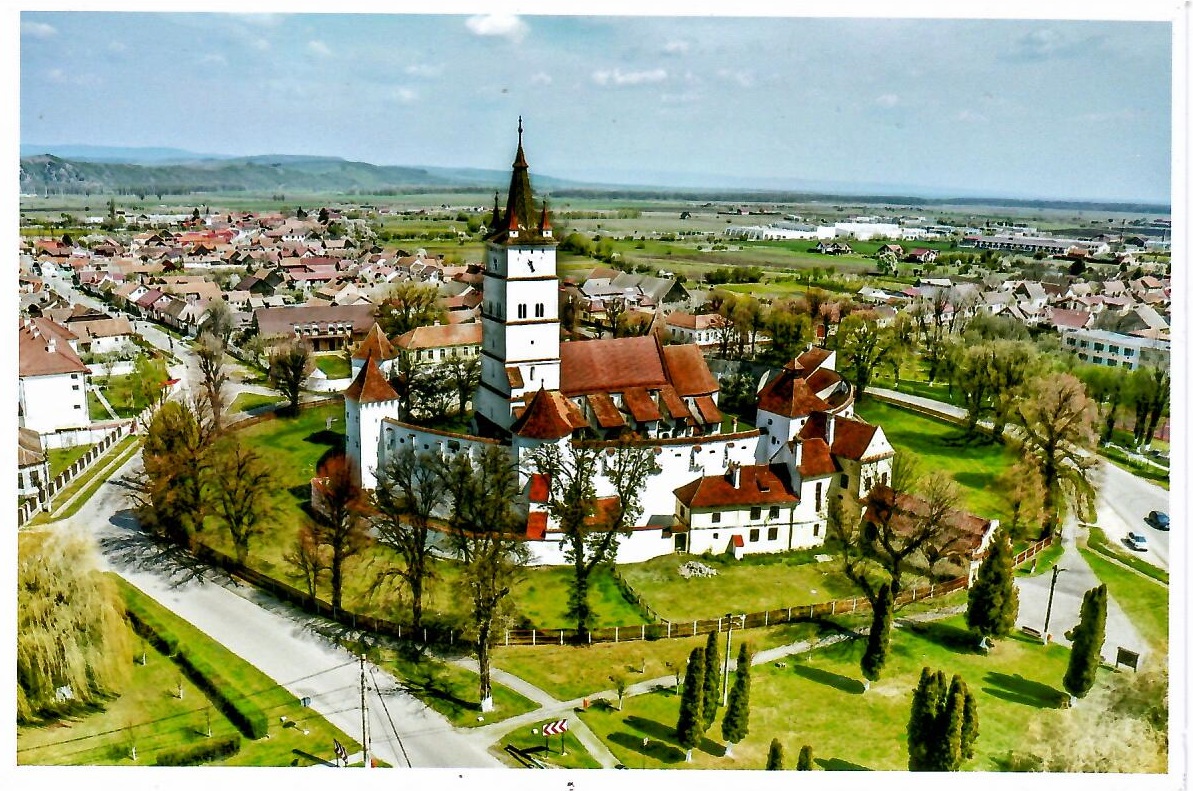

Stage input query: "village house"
[{"left": 18, "top": 317, "right": 91, "bottom": 434}]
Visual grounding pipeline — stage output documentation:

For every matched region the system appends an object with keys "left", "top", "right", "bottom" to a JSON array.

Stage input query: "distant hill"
[
  {"left": 18, "top": 146, "right": 1169, "bottom": 214},
  {"left": 18, "top": 152, "right": 584, "bottom": 197}
]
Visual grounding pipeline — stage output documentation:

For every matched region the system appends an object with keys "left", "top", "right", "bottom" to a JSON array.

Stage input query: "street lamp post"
[
  {"left": 1042, "top": 566, "right": 1067, "bottom": 643},
  {"left": 723, "top": 613, "right": 744, "bottom": 707}
]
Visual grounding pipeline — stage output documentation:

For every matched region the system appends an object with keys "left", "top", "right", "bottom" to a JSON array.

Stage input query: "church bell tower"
[{"left": 473, "top": 119, "right": 562, "bottom": 437}]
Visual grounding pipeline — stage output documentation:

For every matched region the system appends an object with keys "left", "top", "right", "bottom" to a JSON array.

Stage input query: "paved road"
[
  {"left": 42, "top": 449, "right": 501, "bottom": 770},
  {"left": 1091, "top": 461, "right": 1170, "bottom": 571}
]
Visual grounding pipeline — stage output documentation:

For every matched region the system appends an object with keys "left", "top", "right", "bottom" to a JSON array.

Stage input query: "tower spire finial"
[{"left": 518, "top": 115, "right": 523, "bottom": 145}]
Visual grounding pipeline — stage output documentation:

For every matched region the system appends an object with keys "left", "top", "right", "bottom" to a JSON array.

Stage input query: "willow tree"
[{"left": 18, "top": 530, "right": 132, "bottom": 722}]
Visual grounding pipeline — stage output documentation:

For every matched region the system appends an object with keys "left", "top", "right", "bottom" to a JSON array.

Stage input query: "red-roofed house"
[{"left": 18, "top": 317, "right": 91, "bottom": 433}]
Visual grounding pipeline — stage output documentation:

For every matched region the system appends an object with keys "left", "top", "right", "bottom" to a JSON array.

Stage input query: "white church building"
[{"left": 342, "top": 124, "right": 897, "bottom": 565}]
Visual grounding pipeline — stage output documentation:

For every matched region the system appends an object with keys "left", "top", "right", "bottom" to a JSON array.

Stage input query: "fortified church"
[{"left": 343, "top": 124, "right": 896, "bottom": 565}]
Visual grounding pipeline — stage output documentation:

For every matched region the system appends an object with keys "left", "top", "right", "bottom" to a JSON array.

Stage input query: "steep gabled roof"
[
  {"left": 661, "top": 343, "right": 719, "bottom": 396},
  {"left": 798, "top": 438, "right": 839, "bottom": 478},
  {"left": 352, "top": 322, "right": 397, "bottom": 361},
  {"left": 831, "top": 416, "right": 892, "bottom": 461},
  {"left": 343, "top": 354, "right": 399, "bottom": 404},
  {"left": 510, "top": 388, "right": 588, "bottom": 440}
]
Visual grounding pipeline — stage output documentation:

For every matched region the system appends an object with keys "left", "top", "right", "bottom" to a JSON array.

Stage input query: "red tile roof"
[
  {"left": 623, "top": 387, "right": 664, "bottom": 423},
  {"left": 526, "top": 511, "right": 548, "bottom": 540},
  {"left": 511, "top": 388, "right": 588, "bottom": 440},
  {"left": 506, "top": 366, "right": 526, "bottom": 389},
  {"left": 19, "top": 318, "right": 89, "bottom": 377},
  {"left": 831, "top": 417, "right": 889, "bottom": 461},
  {"left": 528, "top": 473, "right": 550, "bottom": 503},
  {"left": 343, "top": 355, "right": 399, "bottom": 403},
  {"left": 352, "top": 322, "right": 397, "bottom": 361},
  {"left": 588, "top": 392, "right": 626, "bottom": 429},
  {"left": 693, "top": 395, "right": 722, "bottom": 426},
  {"left": 797, "top": 346, "right": 832, "bottom": 371},
  {"left": 757, "top": 373, "right": 830, "bottom": 418},
  {"left": 674, "top": 464, "right": 798, "bottom": 509},
  {"left": 393, "top": 322, "right": 482, "bottom": 350},
  {"left": 657, "top": 386, "right": 691, "bottom": 420},
  {"left": 863, "top": 485, "right": 992, "bottom": 554},
  {"left": 662, "top": 344, "right": 718, "bottom": 396},
  {"left": 798, "top": 438, "right": 839, "bottom": 478}
]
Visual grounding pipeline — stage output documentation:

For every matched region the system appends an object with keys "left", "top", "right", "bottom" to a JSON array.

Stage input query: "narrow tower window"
[
  {"left": 535, "top": 303, "right": 545, "bottom": 318},
  {"left": 517, "top": 304, "right": 528, "bottom": 319}
]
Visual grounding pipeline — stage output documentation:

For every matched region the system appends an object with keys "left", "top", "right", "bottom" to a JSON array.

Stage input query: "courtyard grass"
[
  {"left": 855, "top": 397, "right": 1017, "bottom": 523},
  {"left": 313, "top": 353, "right": 352, "bottom": 380},
  {"left": 18, "top": 576, "right": 360, "bottom": 767},
  {"left": 228, "top": 391, "right": 281, "bottom": 414},
  {"left": 578, "top": 615, "right": 1083, "bottom": 771},
  {"left": 618, "top": 550, "right": 858, "bottom": 623},
  {"left": 493, "top": 621, "right": 823, "bottom": 702},
  {"left": 514, "top": 564, "right": 649, "bottom": 629}
]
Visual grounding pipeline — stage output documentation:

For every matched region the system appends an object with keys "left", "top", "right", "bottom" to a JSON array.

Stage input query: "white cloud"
[
  {"left": 663, "top": 40, "right": 689, "bottom": 55},
  {"left": 308, "top": 40, "right": 332, "bottom": 57},
  {"left": 405, "top": 64, "right": 442, "bottom": 78},
  {"left": 465, "top": 14, "right": 527, "bottom": 43},
  {"left": 717, "top": 69, "right": 754, "bottom": 88},
  {"left": 876, "top": 93, "right": 900, "bottom": 108},
  {"left": 531, "top": 72, "right": 552, "bottom": 86},
  {"left": 21, "top": 21, "right": 57, "bottom": 39},
  {"left": 593, "top": 68, "right": 667, "bottom": 87},
  {"left": 391, "top": 87, "right": 418, "bottom": 104}
]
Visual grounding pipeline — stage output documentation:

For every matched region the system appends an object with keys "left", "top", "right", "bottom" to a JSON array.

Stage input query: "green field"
[
  {"left": 855, "top": 398, "right": 1017, "bottom": 524},
  {"left": 313, "top": 353, "right": 352, "bottom": 380},
  {"left": 619, "top": 551, "right": 857, "bottom": 623},
  {"left": 18, "top": 576, "right": 360, "bottom": 767},
  {"left": 47, "top": 443, "right": 94, "bottom": 477},
  {"left": 228, "top": 391, "right": 282, "bottom": 414},
  {"left": 578, "top": 616, "right": 1086, "bottom": 771}
]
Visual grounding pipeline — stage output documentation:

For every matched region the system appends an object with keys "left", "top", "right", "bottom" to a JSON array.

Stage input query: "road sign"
[
  {"left": 543, "top": 719, "right": 568, "bottom": 735},
  {"left": 334, "top": 738, "right": 348, "bottom": 764}
]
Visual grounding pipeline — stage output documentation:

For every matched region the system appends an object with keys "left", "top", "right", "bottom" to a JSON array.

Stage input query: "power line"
[{"left": 368, "top": 665, "right": 412, "bottom": 768}]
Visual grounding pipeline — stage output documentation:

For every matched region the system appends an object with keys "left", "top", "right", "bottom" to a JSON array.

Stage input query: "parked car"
[
  {"left": 1126, "top": 532, "right": 1149, "bottom": 551},
  {"left": 1146, "top": 511, "right": 1170, "bottom": 531}
]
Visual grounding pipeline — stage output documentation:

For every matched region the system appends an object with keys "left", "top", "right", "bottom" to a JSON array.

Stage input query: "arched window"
[
  {"left": 517, "top": 304, "right": 528, "bottom": 319},
  {"left": 535, "top": 302, "right": 545, "bottom": 318}
]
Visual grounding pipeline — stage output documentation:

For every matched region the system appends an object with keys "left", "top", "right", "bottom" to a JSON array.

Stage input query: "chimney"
[
  {"left": 726, "top": 462, "right": 741, "bottom": 489},
  {"left": 793, "top": 439, "right": 803, "bottom": 468},
  {"left": 47, "top": 338, "right": 57, "bottom": 354},
  {"left": 826, "top": 414, "right": 836, "bottom": 448}
]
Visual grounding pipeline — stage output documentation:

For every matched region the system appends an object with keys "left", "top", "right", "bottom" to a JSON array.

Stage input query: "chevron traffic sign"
[{"left": 542, "top": 719, "right": 568, "bottom": 736}]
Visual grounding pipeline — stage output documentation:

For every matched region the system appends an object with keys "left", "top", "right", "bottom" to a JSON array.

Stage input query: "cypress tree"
[
  {"left": 766, "top": 738, "right": 784, "bottom": 770},
  {"left": 966, "top": 529, "right": 1019, "bottom": 641},
  {"left": 961, "top": 686, "right": 979, "bottom": 761},
  {"left": 1063, "top": 584, "right": 1108, "bottom": 702},
  {"left": 936, "top": 675, "right": 966, "bottom": 771},
  {"left": 907, "top": 667, "right": 946, "bottom": 771},
  {"left": 796, "top": 744, "right": 815, "bottom": 770},
  {"left": 676, "top": 647, "right": 705, "bottom": 761},
  {"left": 702, "top": 630, "right": 720, "bottom": 730},
  {"left": 720, "top": 642, "right": 752, "bottom": 755},
  {"left": 861, "top": 583, "right": 894, "bottom": 686}
]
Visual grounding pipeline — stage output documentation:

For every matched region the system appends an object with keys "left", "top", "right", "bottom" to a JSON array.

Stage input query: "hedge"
[
  {"left": 123, "top": 591, "right": 270, "bottom": 740},
  {"left": 154, "top": 735, "right": 242, "bottom": 766}
]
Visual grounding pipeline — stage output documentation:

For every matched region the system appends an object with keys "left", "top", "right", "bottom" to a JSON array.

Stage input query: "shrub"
[{"left": 154, "top": 735, "right": 241, "bottom": 766}]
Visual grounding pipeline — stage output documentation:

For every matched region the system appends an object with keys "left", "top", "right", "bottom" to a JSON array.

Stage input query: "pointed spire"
[
  {"left": 489, "top": 190, "right": 502, "bottom": 229},
  {"left": 484, "top": 118, "right": 556, "bottom": 246},
  {"left": 538, "top": 199, "right": 551, "bottom": 232}
]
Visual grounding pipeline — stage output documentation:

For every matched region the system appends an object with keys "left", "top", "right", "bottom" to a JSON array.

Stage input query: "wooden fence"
[
  {"left": 189, "top": 536, "right": 1063, "bottom": 651},
  {"left": 18, "top": 421, "right": 135, "bottom": 526}
]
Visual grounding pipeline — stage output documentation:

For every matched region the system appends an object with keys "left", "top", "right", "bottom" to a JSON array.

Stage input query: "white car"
[{"left": 1126, "top": 532, "right": 1149, "bottom": 552}]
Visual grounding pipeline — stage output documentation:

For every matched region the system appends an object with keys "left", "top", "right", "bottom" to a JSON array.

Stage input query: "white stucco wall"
[{"left": 20, "top": 372, "right": 90, "bottom": 433}]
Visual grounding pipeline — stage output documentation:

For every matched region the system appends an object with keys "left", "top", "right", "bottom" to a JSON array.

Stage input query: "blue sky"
[{"left": 18, "top": 8, "right": 1175, "bottom": 203}]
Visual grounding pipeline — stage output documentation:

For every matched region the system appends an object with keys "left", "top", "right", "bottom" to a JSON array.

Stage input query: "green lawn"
[
  {"left": 494, "top": 621, "right": 823, "bottom": 702},
  {"left": 619, "top": 551, "right": 858, "bottom": 622},
  {"left": 1078, "top": 545, "right": 1168, "bottom": 652},
  {"left": 27, "top": 437, "right": 139, "bottom": 527},
  {"left": 47, "top": 443, "right": 94, "bottom": 477},
  {"left": 514, "top": 565, "right": 650, "bottom": 630},
  {"left": 18, "top": 576, "right": 360, "bottom": 767},
  {"left": 314, "top": 354, "right": 352, "bottom": 380},
  {"left": 1085, "top": 525, "right": 1168, "bottom": 585},
  {"left": 855, "top": 397, "right": 1017, "bottom": 523},
  {"left": 579, "top": 616, "right": 1083, "bottom": 771},
  {"left": 228, "top": 391, "right": 281, "bottom": 414},
  {"left": 99, "top": 369, "right": 167, "bottom": 418},
  {"left": 88, "top": 390, "right": 113, "bottom": 421}
]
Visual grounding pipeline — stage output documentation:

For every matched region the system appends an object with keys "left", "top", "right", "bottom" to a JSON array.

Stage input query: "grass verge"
[
  {"left": 492, "top": 720, "right": 603, "bottom": 769},
  {"left": 1078, "top": 545, "right": 1168, "bottom": 652},
  {"left": 27, "top": 436, "right": 139, "bottom": 527},
  {"left": 48, "top": 443, "right": 95, "bottom": 477},
  {"left": 228, "top": 391, "right": 281, "bottom": 413},
  {"left": 1085, "top": 525, "right": 1169, "bottom": 585}
]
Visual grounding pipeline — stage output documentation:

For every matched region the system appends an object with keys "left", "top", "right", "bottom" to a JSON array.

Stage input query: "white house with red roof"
[{"left": 18, "top": 317, "right": 91, "bottom": 434}]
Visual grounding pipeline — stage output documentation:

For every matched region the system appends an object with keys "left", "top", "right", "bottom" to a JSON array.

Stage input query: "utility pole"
[
  {"left": 1043, "top": 566, "right": 1067, "bottom": 643},
  {"left": 360, "top": 655, "right": 369, "bottom": 768}
]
